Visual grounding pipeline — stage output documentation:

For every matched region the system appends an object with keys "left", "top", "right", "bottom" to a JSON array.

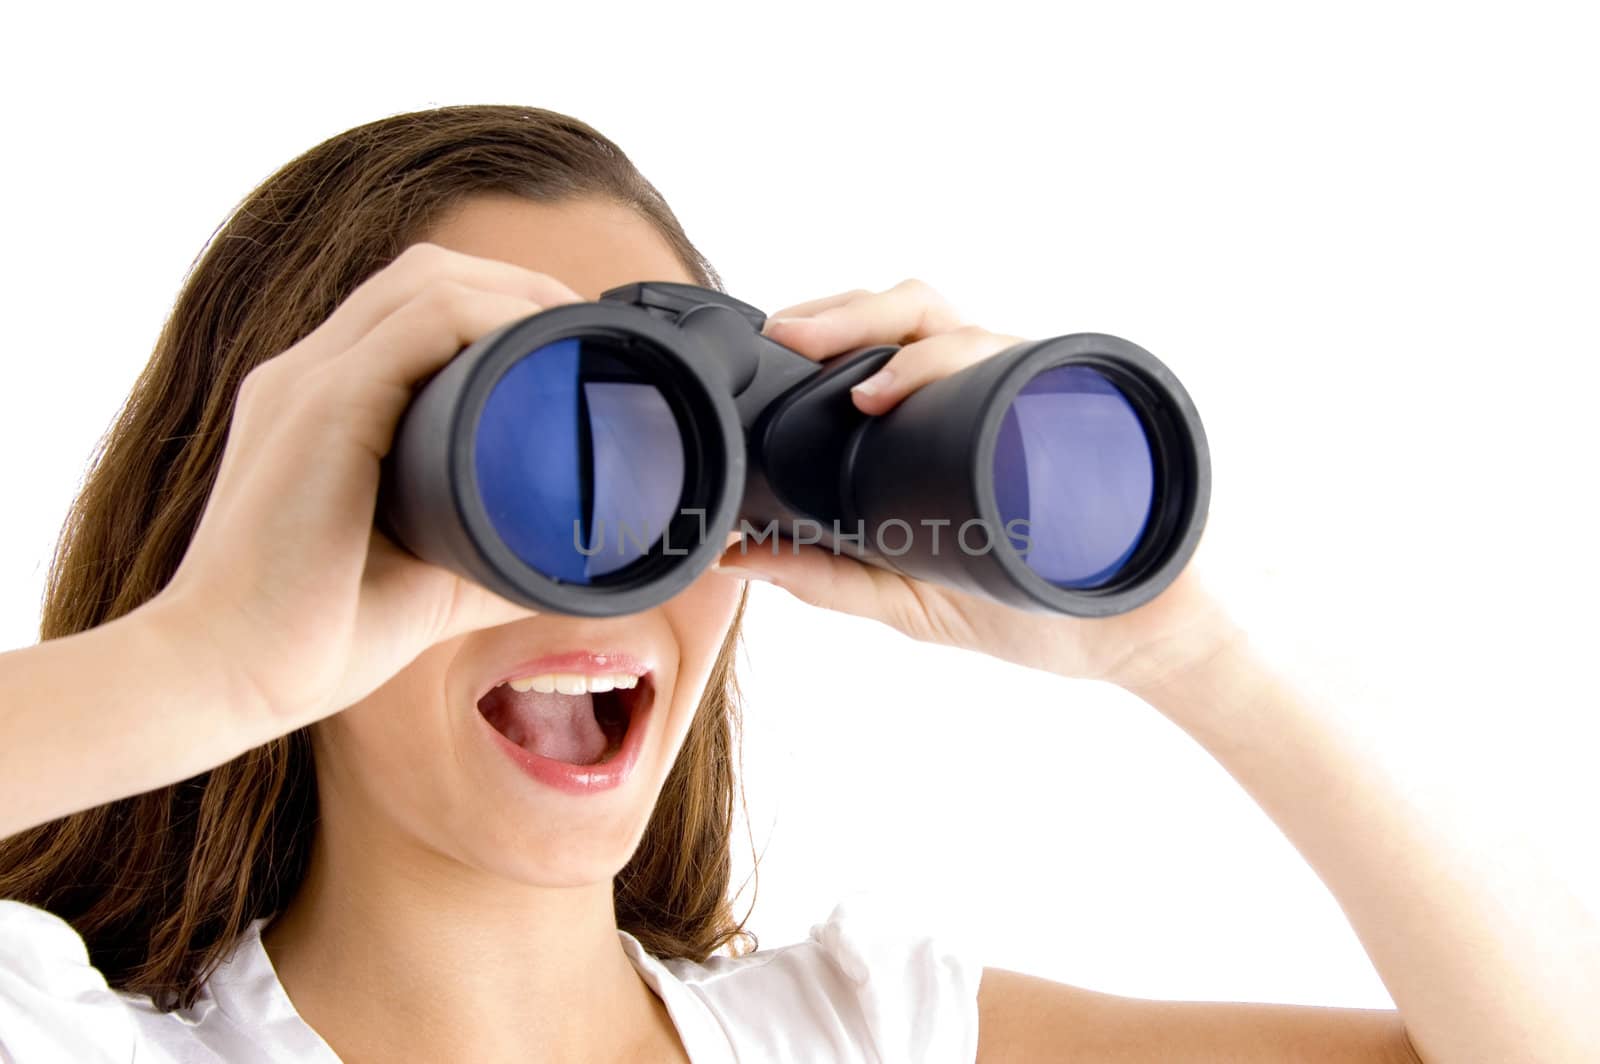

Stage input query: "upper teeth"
[{"left": 503, "top": 673, "right": 640, "bottom": 695}]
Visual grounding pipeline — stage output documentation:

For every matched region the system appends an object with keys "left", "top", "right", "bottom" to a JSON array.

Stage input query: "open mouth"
[{"left": 476, "top": 670, "right": 651, "bottom": 767}]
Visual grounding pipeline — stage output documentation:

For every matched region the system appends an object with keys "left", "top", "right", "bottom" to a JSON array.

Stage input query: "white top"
[{"left": 0, "top": 897, "right": 982, "bottom": 1062}]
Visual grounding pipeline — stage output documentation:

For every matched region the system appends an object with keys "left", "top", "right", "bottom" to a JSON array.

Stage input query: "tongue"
[{"left": 485, "top": 688, "right": 609, "bottom": 765}]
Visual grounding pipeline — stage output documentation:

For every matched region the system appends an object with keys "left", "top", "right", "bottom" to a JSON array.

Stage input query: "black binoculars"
[{"left": 376, "top": 282, "right": 1210, "bottom": 618}]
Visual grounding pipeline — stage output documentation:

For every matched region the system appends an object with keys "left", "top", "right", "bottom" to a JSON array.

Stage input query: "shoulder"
[
  {"left": 649, "top": 897, "right": 982, "bottom": 1063},
  {"left": 0, "top": 899, "right": 139, "bottom": 1061},
  {"left": 0, "top": 901, "right": 321, "bottom": 1064}
]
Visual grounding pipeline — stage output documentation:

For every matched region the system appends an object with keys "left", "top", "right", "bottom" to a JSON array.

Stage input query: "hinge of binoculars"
[{"left": 599, "top": 281, "right": 768, "bottom": 332}]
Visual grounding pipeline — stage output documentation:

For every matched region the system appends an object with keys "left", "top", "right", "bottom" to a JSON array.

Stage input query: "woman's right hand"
[{"left": 153, "top": 242, "right": 585, "bottom": 731}]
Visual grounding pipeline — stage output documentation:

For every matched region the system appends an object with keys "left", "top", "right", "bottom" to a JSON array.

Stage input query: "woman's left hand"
[{"left": 714, "top": 278, "right": 1244, "bottom": 693}]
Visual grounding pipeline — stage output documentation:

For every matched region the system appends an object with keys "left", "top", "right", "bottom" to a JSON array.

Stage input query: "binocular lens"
[
  {"left": 991, "top": 365, "right": 1155, "bottom": 590},
  {"left": 473, "top": 337, "right": 688, "bottom": 585}
]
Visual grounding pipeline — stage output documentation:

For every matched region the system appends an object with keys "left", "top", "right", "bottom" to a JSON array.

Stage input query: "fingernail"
[
  {"left": 851, "top": 368, "right": 895, "bottom": 397},
  {"left": 763, "top": 317, "right": 808, "bottom": 332}
]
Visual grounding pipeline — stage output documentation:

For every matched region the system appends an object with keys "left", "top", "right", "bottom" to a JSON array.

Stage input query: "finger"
[
  {"left": 759, "top": 278, "right": 965, "bottom": 362},
  {"left": 342, "top": 280, "right": 546, "bottom": 384},
  {"left": 849, "top": 327, "right": 1030, "bottom": 415},
  {"left": 309, "top": 285, "right": 551, "bottom": 455},
  {"left": 761, "top": 287, "right": 873, "bottom": 323},
  {"left": 290, "top": 242, "right": 586, "bottom": 365}
]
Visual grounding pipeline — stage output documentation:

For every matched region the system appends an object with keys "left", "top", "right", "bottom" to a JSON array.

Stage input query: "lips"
[{"left": 472, "top": 650, "right": 656, "bottom": 795}]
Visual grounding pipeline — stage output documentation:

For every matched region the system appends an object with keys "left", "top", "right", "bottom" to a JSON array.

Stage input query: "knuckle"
[
  {"left": 894, "top": 276, "right": 939, "bottom": 299},
  {"left": 395, "top": 240, "right": 450, "bottom": 272},
  {"left": 346, "top": 243, "right": 450, "bottom": 306},
  {"left": 382, "top": 243, "right": 458, "bottom": 291},
  {"left": 238, "top": 359, "right": 281, "bottom": 401},
  {"left": 231, "top": 360, "right": 305, "bottom": 440},
  {"left": 894, "top": 277, "right": 964, "bottom": 331}
]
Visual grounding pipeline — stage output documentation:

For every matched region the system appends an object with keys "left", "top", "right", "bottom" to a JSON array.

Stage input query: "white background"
[{"left": 3, "top": 0, "right": 1596, "bottom": 1012}]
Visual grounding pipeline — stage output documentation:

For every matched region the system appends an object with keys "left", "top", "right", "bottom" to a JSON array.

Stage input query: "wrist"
[
  {"left": 135, "top": 591, "right": 276, "bottom": 742},
  {"left": 1094, "top": 564, "right": 1247, "bottom": 694},
  {"left": 1110, "top": 620, "right": 1251, "bottom": 701},
  {"left": 1114, "top": 624, "right": 1287, "bottom": 757}
]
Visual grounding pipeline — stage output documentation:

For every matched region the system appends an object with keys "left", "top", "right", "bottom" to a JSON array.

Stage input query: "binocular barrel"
[{"left": 377, "top": 282, "right": 1210, "bottom": 619}]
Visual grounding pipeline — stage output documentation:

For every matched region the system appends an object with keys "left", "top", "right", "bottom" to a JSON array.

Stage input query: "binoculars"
[{"left": 376, "top": 282, "right": 1210, "bottom": 618}]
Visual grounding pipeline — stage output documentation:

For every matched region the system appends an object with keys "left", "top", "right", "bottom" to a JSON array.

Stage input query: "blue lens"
[
  {"left": 992, "top": 366, "right": 1154, "bottom": 589},
  {"left": 474, "top": 337, "right": 685, "bottom": 584}
]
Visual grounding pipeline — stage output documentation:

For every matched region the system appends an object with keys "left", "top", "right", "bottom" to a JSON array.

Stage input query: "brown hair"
[{"left": 0, "top": 104, "right": 758, "bottom": 1010}]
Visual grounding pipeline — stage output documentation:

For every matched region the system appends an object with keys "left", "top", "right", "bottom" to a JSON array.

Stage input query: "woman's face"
[{"left": 309, "top": 194, "right": 744, "bottom": 890}]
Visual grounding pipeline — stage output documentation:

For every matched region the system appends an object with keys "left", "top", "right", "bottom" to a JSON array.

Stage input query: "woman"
[{"left": 0, "top": 103, "right": 1591, "bottom": 1062}]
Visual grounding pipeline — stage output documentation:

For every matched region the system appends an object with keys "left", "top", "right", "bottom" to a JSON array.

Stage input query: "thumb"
[
  {"left": 362, "top": 530, "right": 536, "bottom": 645},
  {"left": 712, "top": 537, "right": 917, "bottom": 624}
]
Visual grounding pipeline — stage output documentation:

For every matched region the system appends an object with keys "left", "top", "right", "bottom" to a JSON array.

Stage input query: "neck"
[{"left": 260, "top": 809, "right": 682, "bottom": 1063}]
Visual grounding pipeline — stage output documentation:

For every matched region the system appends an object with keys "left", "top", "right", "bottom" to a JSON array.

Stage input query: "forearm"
[
  {"left": 0, "top": 598, "right": 254, "bottom": 839},
  {"left": 1122, "top": 631, "right": 1600, "bottom": 1064}
]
